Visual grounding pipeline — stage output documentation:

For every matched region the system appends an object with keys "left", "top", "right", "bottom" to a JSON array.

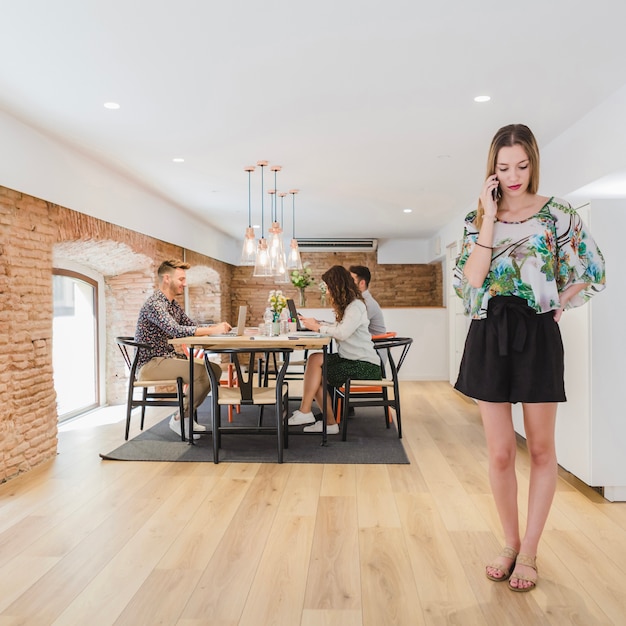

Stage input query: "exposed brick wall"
[
  {"left": 1, "top": 188, "right": 58, "bottom": 480},
  {"left": 0, "top": 183, "right": 441, "bottom": 483},
  {"left": 0, "top": 187, "right": 233, "bottom": 483},
  {"left": 232, "top": 250, "right": 442, "bottom": 327}
]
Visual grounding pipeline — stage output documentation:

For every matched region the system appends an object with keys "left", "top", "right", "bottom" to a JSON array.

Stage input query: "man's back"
[{"left": 362, "top": 289, "right": 386, "bottom": 335}]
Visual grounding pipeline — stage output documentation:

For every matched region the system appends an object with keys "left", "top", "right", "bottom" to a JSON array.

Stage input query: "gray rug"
[{"left": 100, "top": 403, "right": 409, "bottom": 464}]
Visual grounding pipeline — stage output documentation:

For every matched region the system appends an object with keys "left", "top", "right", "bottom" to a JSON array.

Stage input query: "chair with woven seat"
[
  {"left": 115, "top": 336, "right": 186, "bottom": 441},
  {"left": 202, "top": 347, "right": 293, "bottom": 463},
  {"left": 334, "top": 336, "right": 413, "bottom": 441},
  {"left": 182, "top": 344, "right": 240, "bottom": 422},
  {"left": 334, "top": 331, "right": 397, "bottom": 420}
]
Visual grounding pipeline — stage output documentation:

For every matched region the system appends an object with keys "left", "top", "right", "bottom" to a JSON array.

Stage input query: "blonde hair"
[
  {"left": 477, "top": 124, "right": 540, "bottom": 228},
  {"left": 157, "top": 259, "right": 190, "bottom": 279}
]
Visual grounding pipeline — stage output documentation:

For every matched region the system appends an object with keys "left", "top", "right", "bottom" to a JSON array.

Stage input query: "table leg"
[
  {"left": 188, "top": 350, "right": 195, "bottom": 445},
  {"left": 321, "top": 344, "right": 328, "bottom": 446}
]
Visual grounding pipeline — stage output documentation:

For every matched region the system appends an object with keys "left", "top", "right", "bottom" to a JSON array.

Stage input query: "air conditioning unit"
[{"left": 296, "top": 238, "right": 378, "bottom": 252}]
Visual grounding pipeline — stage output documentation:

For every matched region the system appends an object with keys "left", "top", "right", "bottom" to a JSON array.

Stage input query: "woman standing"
[
  {"left": 453, "top": 124, "right": 605, "bottom": 592},
  {"left": 288, "top": 265, "right": 381, "bottom": 434}
]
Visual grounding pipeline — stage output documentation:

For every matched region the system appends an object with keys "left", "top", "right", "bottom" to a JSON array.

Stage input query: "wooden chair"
[
  {"left": 334, "top": 336, "right": 413, "bottom": 441},
  {"left": 202, "top": 347, "right": 293, "bottom": 463},
  {"left": 182, "top": 344, "right": 240, "bottom": 422},
  {"left": 115, "top": 336, "right": 186, "bottom": 441},
  {"left": 335, "top": 332, "right": 397, "bottom": 420}
]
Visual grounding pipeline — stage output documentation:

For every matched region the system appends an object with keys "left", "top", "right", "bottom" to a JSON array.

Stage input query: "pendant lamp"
[
  {"left": 273, "top": 192, "right": 290, "bottom": 283},
  {"left": 286, "top": 189, "right": 303, "bottom": 270},
  {"left": 268, "top": 165, "right": 287, "bottom": 279},
  {"left": 239, "top": 165, "right": 256, "bottom": 265},
  {"left": 253, "top": 161, "right": 273, "bottom": 277}
]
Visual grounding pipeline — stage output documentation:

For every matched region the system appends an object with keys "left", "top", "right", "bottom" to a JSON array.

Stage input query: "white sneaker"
[
  {"left": 193, "top": 421, "right": 207, "bottom": 432},
  {"left": 303, "top": 421, "right": 339, "bottom": 434},
  {"left": 288, "top": 410, "right": 316, "bottom": 426},
  {"left": 169, "top": 416, "right": 200, "bottom": 440}
]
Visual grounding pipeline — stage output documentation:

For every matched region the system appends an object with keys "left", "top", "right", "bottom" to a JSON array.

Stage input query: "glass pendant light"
[
  {"left": 273, "top": 192, "right": 290, "bottom": 283},
  {"left": 239, "top": 165, "right": 256, "bottom": 265},
  {"left": 286, "top": 189, "right": 303, "bottom": 270},
  {"left": 253, "top": 161, "right": 273, "bottom": 277},
  {"left": 268, "top": 165, "right": 287, "bottom": 278}
]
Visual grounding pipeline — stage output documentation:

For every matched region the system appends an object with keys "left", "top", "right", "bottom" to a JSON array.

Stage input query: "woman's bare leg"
[
  {"left": 298, "top": 352, "right": 335, "bottom": 424},
  {"left": 479, "top": 401, "right": 521, "bottom": 579},
  {"left": 509, "top": 402, "right": 557, "bottom": 589}
]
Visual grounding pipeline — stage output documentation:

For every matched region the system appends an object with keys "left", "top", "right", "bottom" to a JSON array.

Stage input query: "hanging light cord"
[
  {"left": 247, "top": 169, "right": 252, "bottom": 227},
  {"left": 260, "top": 164, "right": 265, "bottom": 237}
]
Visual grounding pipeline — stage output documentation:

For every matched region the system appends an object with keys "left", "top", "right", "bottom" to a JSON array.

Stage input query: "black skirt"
[{"left": 454, "top": 296, "right": 566, "bottom": 403}]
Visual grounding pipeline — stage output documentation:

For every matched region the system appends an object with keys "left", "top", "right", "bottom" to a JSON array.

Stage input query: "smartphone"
[{"left": 491, "top": 184, "right": 499, "bottom": 201}]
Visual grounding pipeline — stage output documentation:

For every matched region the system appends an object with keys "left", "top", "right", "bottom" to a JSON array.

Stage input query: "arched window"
[{"left": 52, "top": 269, "right": 100, "bottom": 420}]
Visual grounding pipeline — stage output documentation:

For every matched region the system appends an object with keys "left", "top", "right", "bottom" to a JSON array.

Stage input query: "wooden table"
[{"left": 168, "top": 333, "right": 332, "bottom": 444}]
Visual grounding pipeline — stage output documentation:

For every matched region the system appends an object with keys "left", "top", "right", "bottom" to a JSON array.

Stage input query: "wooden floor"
[{"left": 1, "top": 381, "right": 625, "bottom": 626}]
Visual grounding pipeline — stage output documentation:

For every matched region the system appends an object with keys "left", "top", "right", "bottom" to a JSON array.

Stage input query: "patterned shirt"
[
  {"left": 134, "top": 290, "right": 198, "bottom": 369},
  {"left": 453, "top": 197, "right": 606, "bottom": 319}
]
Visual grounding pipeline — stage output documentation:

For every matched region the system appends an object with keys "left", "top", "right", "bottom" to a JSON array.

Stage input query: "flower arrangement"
[
  {"left": 268, "top": 290, "right": 288, "bottom": 320},
  {"left": 290, "top": 263, "right": 315, "bottom": 306},
  {"left": 290, "top": 263, "right": 315, "bottom": 289}
]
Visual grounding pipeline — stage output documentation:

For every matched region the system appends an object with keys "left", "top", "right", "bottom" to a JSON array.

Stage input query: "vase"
[
  {"left": 320, "top": 293, "right": 326, "bottom": 307},
  {"left": 270, "top": 321, "right": 280, "bottom": 337},
  {"left": 298, "top": 288, "right": 307, "bottom": 307}
]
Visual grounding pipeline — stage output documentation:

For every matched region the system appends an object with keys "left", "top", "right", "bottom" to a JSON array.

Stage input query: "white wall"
[
  {"left": 587, "top": 200, "right": 626, "bottom": 494},
  {"left": 377, "top": 238, "right": 431, "bottom": 264},
  {"left": 0, "top": 108, "right": 240, "bottom": 265}
]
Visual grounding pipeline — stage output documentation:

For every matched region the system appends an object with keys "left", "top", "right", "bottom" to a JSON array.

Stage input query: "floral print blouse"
[
  {"left": 134, "top": 290, "right": 198, "bottom": 369},
  {"left": 453, "top": 197, "right": 606, "bottom": 319}
]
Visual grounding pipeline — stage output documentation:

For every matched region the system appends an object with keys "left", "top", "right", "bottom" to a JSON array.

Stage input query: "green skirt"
[{"left": 326, "top": 352, "right": 381, "bottom": 387}]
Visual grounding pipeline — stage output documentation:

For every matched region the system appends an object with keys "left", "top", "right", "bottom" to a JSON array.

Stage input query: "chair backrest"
[
  {"left": 203, "top": 347, "right": 293, "bottom": 404},
  {"left": 116, "top": 336, "right": 151, "bottom": 381},
  {"left": 371, "top": 331, "right": 397, "bottom": 341},
  {"left": 373, "top": 336, "right": 413, "bottom": 380}
]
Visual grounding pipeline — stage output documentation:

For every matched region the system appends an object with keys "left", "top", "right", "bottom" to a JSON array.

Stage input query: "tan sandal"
[
  {"left": 508, "top": 553, "right": 537, "bottom": 592},
  {"left": 486, "top": 546, "right": 518, "bottom": 582}
]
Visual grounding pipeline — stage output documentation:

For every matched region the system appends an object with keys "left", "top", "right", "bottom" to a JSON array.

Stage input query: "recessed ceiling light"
[
  {"left": 403, "top": 209, "right": 413, "bottom": 214},
  {"left": 103, "top": 102, "right": 120, "bottom": 109},
  {"left": 172, "top": 157, "right": 185, "bottom": 163},
  {"left": 474, "top": 95, "right": 491, "bottom": 103}
]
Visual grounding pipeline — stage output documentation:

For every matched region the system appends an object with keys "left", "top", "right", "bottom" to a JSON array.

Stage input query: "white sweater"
[{"left": 319, "top": 300, "right": 379, "bottom": 365}]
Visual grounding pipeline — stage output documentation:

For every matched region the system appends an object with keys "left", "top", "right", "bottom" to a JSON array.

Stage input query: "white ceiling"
[{"left": 2, "top": 0, "right": 626, "bottom": 243}]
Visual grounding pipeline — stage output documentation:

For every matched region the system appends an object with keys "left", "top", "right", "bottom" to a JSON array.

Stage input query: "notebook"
[
  {"left": 213, "top": 305, "right": 247, "bottom": 337},
  {"left": 286, "top": 298, "right": 313, "bottom": 332}
]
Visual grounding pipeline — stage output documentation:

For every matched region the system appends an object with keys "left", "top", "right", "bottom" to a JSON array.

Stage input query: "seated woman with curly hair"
[{"left": 287, "top": 265, "right": 382, "bottom": 434}]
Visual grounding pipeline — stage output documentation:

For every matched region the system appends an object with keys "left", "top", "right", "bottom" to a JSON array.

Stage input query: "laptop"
[
  {"left": 286, "top": 298, "right": 313, "bottom": 332},
  {"left": 213, "top": 305, "right": 247, "bottom": 337}
]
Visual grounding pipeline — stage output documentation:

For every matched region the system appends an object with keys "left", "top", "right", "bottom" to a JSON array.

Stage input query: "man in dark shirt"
[{"left": 135, "top": 259, "right": 231, "bottom": 439}]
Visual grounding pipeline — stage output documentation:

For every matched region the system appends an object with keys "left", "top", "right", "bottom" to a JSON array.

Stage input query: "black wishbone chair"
[
  {"left": 334, "top": 336, "right": 413, "bottom": 441},
  {"left": 203, "top": 347, "right": 293, "bottom": 463},
  {"left": 115, "top": 336, "right": 186, "bottom": 441}
]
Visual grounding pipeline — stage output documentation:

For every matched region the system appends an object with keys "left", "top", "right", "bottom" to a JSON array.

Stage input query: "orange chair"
[{"left": 335, "top": 332, "right": 397, "bottom": 422}]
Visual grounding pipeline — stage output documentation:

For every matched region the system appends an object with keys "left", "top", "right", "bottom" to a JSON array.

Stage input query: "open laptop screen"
[
  {"left": 286, "top": 298, "right": 312, "bottom": 332},
  {"left": 212, "top": 305, "right": 247, "bottom": 337}
]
